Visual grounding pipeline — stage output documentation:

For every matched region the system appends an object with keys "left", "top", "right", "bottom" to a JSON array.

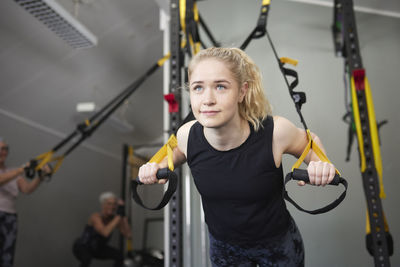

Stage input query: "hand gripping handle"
[{"left": 131, "top": 168, "right": 178, "bottom": 210}]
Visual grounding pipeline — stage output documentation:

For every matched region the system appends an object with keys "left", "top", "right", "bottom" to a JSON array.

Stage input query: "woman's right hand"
[{"left": 138, "top": 162, "right": 166, "bottom": 184}]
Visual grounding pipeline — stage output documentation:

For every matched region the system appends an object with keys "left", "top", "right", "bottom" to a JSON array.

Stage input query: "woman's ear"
[{"left": 239, "top": 82, "right": 249, "bottom": 103}]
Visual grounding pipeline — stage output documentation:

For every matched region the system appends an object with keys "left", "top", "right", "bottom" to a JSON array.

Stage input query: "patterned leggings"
[
  {"left": 0, "top": 211, "right": 18, "bottom": 267},
  {"left": 209, "top": 218, "right": 304, "bottom": 267}
]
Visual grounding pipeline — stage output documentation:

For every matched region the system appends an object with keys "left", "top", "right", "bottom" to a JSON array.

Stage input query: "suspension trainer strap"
[
  {"left": 240, "top": 0, "right": 347, "bottom": 213},
  {"left": 283, "top": 131, "right": 348, "bottom": 214},
  {"left": 131, "top": 135, "right": 179, "bottom": 210},
  {"left": 24, "top": 51, "right": 172, "bottom": 178}
]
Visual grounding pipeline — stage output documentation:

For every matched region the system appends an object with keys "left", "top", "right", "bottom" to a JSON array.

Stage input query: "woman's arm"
[
  {"left": 0, "top": 166, "right": 24, "bottom": 186},
  {"left": 273, "top": 116, "right": 336, "bottom": 186},
  {"left": 91, "top": 213, "right": 121, "bottom": 238},
  {"left": 137, "top": 121, "right": 194, "bottom": 184},
  {"left": 17, "top": 164, "right": 51, "bottom": 194},
  {"left": 17, "top": 176, "right": 42, "bottom": 194}
]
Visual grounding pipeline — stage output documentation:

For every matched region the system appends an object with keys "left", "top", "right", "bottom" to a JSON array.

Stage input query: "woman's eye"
[
  {"left": 192, "top": 86, "right": 203, "bottom": 92},
  {"left": 216, "top": 85, "right": 225, "bottom": 90}
]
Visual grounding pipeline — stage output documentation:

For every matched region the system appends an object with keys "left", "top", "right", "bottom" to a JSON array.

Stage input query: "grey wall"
[{"left": 0, "top": 0, "right": 399, "bottom": 266}]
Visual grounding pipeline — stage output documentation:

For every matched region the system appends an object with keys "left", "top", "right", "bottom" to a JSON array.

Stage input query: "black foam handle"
[
  {"left": 131, "top": 167, "right": 178, "bottom": 210},
  {"left": 284, "top": 168, "right": 348, "bottom": 214},
  {"left": 24, "top": 159, "right": 38, "bottom": 179},
  {"left": 291, "top": 168, "right": 341, "bottom": 186},
  {"left": 135, "top": 168, "right": 173, "bottom": 185}
]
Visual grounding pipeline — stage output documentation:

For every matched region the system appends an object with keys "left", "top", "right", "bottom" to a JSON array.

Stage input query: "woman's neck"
[{"left": 203, "top": 118, "right": 250, "bottom": 151}]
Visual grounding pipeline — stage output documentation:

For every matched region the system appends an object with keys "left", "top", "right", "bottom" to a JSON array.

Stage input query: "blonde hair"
[{"left": 188, "top": 47, "right": 271, "bottom": 131}]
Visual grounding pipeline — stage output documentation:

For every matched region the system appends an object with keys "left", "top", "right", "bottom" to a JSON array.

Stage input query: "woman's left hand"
[
  {"left": 39, "top": 164, "right": 52, "bottom": 180},
  {"left": 298, "top": 161, "right": 336, "bottom": 186}
]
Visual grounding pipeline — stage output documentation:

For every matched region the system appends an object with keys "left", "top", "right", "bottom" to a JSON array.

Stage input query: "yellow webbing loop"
[
  {"left": 126, "top": 238, "right": 133, "bottom": 252},
  {"left": 192, "top": 3, "right": 201, "bottom": 54},
  {"left": 167, "top": 142, "right": 174, "bottom": 171},
  {"left": 51, "top": 156, "right": 64, "bottom": 173},
  {"left": 280, "top": 57, "right": 298, "bottom": 66},
  {"left": 157, "top": 40, "right": 187, "bottom": 67},
  {"left": 35, "top": 151, "right": 54, "bottom": 170},
  {"left": 350, "top": 76, "right": 385, "bottom": 198},
  {"left": 188, "top": 36, "right": 201, "bottom": 55},
  {"left": 262, "top": 0, "right": 271, "bottom": 5},
  {"left": 180, "top": 0, "right": 186, "bottom": 32},
  {"left": 34, "top": 150, "right": 64, "bottom": 174},
  {"left": 149, "top": 135, "right": 178, "bottom": 171},
  {"left": 292, "top": 130, "right": 340, "bottom": 175},
  {"left": 179, "top": 0, "right": 200, "bottom": 55},
  {"left": 365, "top": 77, "right": 385, "bottom": 198},
  {"left": 193, "top": 2, "right": 199, "bottom": 22},
  {"left": 157, "top": 53, "right": 170, "bottom": 67}
]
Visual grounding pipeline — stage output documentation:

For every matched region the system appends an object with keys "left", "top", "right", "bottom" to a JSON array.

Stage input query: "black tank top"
[{"left": 187, "top": 116, "right": 290, "bottom": 244}]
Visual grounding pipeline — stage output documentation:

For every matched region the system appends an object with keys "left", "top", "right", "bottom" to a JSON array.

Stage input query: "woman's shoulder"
[
  {"left": 180, "top": 120, "right": 197, "bottom": 131},
  {"left": 176, "top": 120, "right": 197, "bottom": 157},
  {"left": 88, "top": 212, "right": 101, "bottom": 224},
  {"left": 272, "top": 115, "right": 295, "bottom": 130},
  {"left": 177, "top": 120, "right": 197, "bottom": 139}
]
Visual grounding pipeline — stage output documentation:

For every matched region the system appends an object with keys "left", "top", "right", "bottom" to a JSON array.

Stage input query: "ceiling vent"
[{"left": 14, "top": 0, "right": 97, "bottom": 49}]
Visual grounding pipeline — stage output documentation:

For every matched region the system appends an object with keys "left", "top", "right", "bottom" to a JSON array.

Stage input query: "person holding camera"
[{"left": 72, "top": 191, "right": 131, "bottom": 267}]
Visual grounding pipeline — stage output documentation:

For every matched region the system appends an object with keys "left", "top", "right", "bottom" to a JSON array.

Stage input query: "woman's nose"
[{"left": 203, "top": 88, "right": 216, "bottom": 105}]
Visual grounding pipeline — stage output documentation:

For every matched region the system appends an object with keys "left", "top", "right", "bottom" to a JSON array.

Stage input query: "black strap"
[
  {"left": 131, "top": 168, "right": 178, "bottom": 210},
  {"left": 240, "top": 1, "right": 270, "bottom": 50},
  {"left": 283, "top": 169, "right": 348, "bottom": 214}
]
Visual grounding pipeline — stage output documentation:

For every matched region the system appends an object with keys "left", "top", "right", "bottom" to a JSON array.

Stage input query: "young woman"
[
  {"left": 138, "top": 47, "right": 336, "bottom": 267},
  {"left": 72, "top": 192, "right": 131, "bottom": 267}
]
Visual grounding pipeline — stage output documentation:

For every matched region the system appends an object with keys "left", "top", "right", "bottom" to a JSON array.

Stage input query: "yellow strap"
[
  {"left": 126, "top": 238, "right": 133, "bottom": 252},
  {"left": 350, "top": 77, "right": 366, "bottom": 171},
  {"left": 157, "top": 53, "right": 170, "bottom": 67},
  {"left": 179, "top": 0, "right": 200, "bottom": 55},
  {"left": 33, "top": 150, "right": 63, "bottom": 174},
  {"left": 35, "top": 151, "right": 54, "bottom": 170},
  {"left": 51, "top": 156, "right": 64, "bottom": 174},
  {"left": 192, "top": 3, "right": 201, "bottom": 54},
  {"left": 157, "top": 40, "right": 187, "bottom": 67},
  {"left": 262, "top": 0, "right": 271, "bottom": 5},
  {"left": 188, "top": 35, "right": 201, "bottom": 55},
  {"left": 292, "top": 131, "right": 311, "bottom": 170},
  {"left": 292, "top": 130, "right": 340, "bottom": 175},
  {"left": 167, "top": 143, "right": 174, "bottom": 171},
  {"left": 180, "top": 0, "right": 186, "bottom": 32},
  {"left": 365, "top": 77, "right": 385, "bottom": 198},
  {"left": 280, "top": 57, "right": 298, "bottom": 66},
  {"left": 149, "top": 135, "right": 178, "bottom": 171},
  {"left": 350, "top": 76, "right": 385, "bottom": 198},
  {"left": 193, "top": 2, "right": 199, "bottom": 22}
]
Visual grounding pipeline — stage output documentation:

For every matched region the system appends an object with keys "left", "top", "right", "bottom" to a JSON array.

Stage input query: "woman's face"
[
  {"left": 0, "top": 141, "right": 9, "bottom": 165},
  {"left": 101, "top": 197, "right": 117, "bottom": 216},
  {"left": 189, "top": 58, "right": 247, "bottom": 129}
]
